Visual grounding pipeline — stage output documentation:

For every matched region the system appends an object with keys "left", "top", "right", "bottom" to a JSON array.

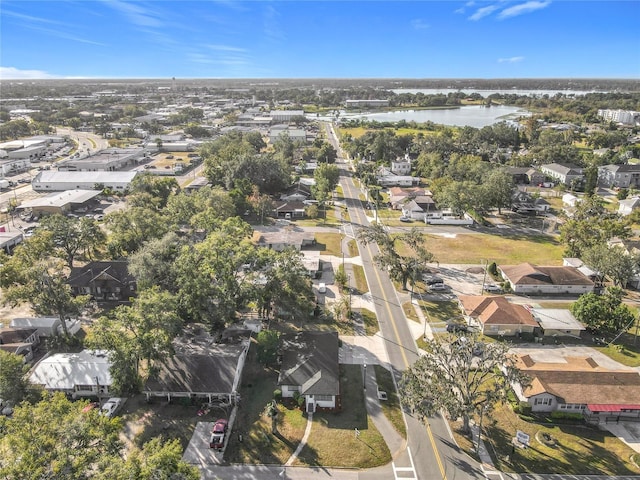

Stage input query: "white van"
[
  {"left": 284, "top": 213, "right": 292, "bottom": 220},
  {"left": 318, "top": 283, "right": 327, "bottom": 294}
]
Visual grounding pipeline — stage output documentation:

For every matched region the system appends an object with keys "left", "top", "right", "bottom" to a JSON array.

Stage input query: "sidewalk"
[{"left": 363, "top": 362, "right": 407, "bottom": 459}]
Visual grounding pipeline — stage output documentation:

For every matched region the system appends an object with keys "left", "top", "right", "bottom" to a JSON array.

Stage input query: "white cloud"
[
  {"left": 206, "top": 44, "right": 247, "bottom": 53},
  {"left": 411, "top": 19, "right": 430, "bottom": 30},
  {"left": 468, "top": 4, "right": 500, "bottom": 21},
  {"left": 498, "top": 56, "right": 525, "bottom": 63},
  {"left": 0, "top": 66, "right": 59, "bottom": 79},
  {"left": 498, "top": 1, "right": 551, "bottom": 19},
  {"left": 103, "top": 0, "right": 163, "bottom": 28},
  {"left": 263, "top": 5, "right": 284, "bottom": 41}
]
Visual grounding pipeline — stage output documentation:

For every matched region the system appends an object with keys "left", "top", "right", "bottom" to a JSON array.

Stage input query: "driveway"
[
  {"left": 429, "top": 263, "right": 488, "bottom": 296},
  {"left": 182, "top": 421, "right": 223, "bottom": 466}
]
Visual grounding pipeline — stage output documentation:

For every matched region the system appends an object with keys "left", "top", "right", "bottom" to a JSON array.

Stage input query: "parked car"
[
  {"left": 483, "top": 284, "right": 503, "bottom": 294},
  {"left": 95, "top": 214, "right": 104, "bottom": 221},
  {"left": 423, "top": 275, "right": 443, "bottom": 285},
  {"left": 429, "top": 282, "right": 447, "bottom": 291},
  {"left": 100, "top": 398, "right": 125, "bottom": 418},
  {"left": 399, "top": 216, "right": 412, "bottom": 223},
  {"left": 209, "top": 419, "right": 228, "bottom": 450},
  {"left": 318, "top": 283, "right": 327, "bottom": 294},
  {"left": 447, "top": 323, "right": 468, "bottom": 333}
]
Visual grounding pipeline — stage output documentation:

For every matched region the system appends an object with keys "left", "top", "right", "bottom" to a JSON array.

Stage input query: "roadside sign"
[{"left": 516, "top": 430, "right": 530, "bottom": 446}]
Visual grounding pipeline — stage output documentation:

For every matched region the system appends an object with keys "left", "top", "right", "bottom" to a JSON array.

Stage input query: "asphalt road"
[{"left": 329, "top": 122, "right": 484, "bottom": 480}]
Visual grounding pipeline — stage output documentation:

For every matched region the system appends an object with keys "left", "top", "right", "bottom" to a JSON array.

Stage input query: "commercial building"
[{"left": 32, "top": 171, "right": 138, "bottom": 192}]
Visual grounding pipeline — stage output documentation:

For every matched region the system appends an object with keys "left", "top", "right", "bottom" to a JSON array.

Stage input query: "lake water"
[
  {"left": 343, "top": 105, "right": 530, "bottom": 128},
  {"left": 391, "top": 88, "right": 604, "bottom": 97}
]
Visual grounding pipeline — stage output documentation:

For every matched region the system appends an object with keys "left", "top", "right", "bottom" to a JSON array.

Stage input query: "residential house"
[
  {"left": 301, "top": 251, "right": 322, "bottom": 278},
  {"left": 376, "top": 167, "right": 418, "bottom": 187},
  {"left": 391, "top": 155, "right": 411, "bottom": 175},
  {"left": 144, "top": 326, "right": 250, "bottom": 403},
  {"left": 511, "top": 354, "right": 640, "bottom": 423},
  {"left": 0, "top": 327, "right": 39, "bottom": 362},
  {"left": 527, "top": 168, "right": 546, "bottom": 186},
  {"left": 505, "top": 167, "right": 529, "bottom": 185},
  {"left": 540, "top": 163, "right": 584, "bottom": 186},
  {"left": 278, "top": 331, "right": 340, "bottom": 413},
  {"left": 401, "top": 196, "right": 439, "bottom": 222},
  {"left": 606, "top": 238, "right": 640, "bottom": 288},
  {"left": 10, "top": 317, "right": 81, "bottom": 337},
  {"left": 498, "top": 263, "right": 595, "bottom": 295},
  {"left": 618, "top": 196, "right": 640, "bottom": 216},
  {"left": 457, "top": 295, "right": 539, "bottom": 336},
  {"left": 254, "top": 229, "right": 315, "bottom": 251},
  {"left": 273, "top": 200, "right": 307, "bottom": 219},
  {"left": 529, "top": 308, "right": 585, "bottom": 337},
  {"left": 29, "top": 350, "right": 113, "bottom": 398},
  {"left": 0, "top": 230, "right": 23, "bottom": 254},
  {"left": 598, "top": 164, "right": 640, "bottom": 188},
  {"left": 67, "top": 261, "right": 137, "bottom": 302},
  {"left": 389, "top": 187, "right": 430, "bottom": 210}
]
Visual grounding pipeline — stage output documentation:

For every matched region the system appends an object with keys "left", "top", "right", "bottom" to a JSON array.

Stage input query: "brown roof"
[
  {"left": 499, "top": 263, "right": 594, "bottom": 287},
  {"left": 458, "top": 296, "right": 538, "bottom": 327},
  {"left": 516, "top": 354, "right": 640, "bottom": 405},
  {"left": 525, "top": 370, "right": 640, "bottom": 405}
]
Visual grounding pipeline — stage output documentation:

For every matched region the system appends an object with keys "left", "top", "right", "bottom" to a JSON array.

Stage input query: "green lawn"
[
  {"left": 477, "top": 403, "right": 640, "bottom": 475},
  {"left": 352, "top": 264, "right": 369, "bottom": 294},
  {"left": 402, "top": 301, "right": 420, "bottom": 323},
  {"left": 421, "top": 233, "right": 565, "bottom": 265},
  {"left": 294, "top": 364, "right": 391, "bottom": 468},
  {"left": 359, "top": 308, "right": 379, "bottom": 336},
  {"left": 347, "top": 239, "right": 359, "bottom": 257},
  {"left": 314, "top": 233, "right": 343, "bottom": 256},
  {"left": 225, "top": 350, "right": 307, "bottom": 465},
  {"left": 373, "top": 365, "right": 407, "bottom": 439}
]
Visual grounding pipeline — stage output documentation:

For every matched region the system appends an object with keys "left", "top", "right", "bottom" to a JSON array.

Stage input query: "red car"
[{"left": 209, "top": 419, "right": 228, "bottom": 450}]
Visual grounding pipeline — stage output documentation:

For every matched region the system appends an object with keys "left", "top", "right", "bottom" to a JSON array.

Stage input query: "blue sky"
[{"left": 1, "top": 1, "right": 638, "bottom": 79}]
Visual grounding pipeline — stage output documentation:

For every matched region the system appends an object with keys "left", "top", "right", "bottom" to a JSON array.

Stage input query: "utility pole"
[{"left": 481, "top": 259, "right": 489, "bottom": 294}]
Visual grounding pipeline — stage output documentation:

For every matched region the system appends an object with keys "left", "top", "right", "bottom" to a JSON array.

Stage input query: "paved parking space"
[
  {"left": 182, "top": 421, "right": 223, "bottom": 466},
  {"left": 429, "top": 264, "right": 488, "bottom": 296}
]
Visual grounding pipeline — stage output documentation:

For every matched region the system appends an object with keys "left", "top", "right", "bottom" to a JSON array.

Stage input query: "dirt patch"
[{"left": 0, "top": 298, "right": 34, "bottom": 327}]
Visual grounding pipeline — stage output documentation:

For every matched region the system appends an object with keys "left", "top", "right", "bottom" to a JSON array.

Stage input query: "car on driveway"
[
  {"left": 483, "top": 284, "right": 503, "bottom": 294},
  {"left": 100, "top": 398, "right": 125, "bottom": 418},
  {"left": 429, "top": 282, "right": 447, "bottom": 292},
  {"left": 446, "top": 323, "right": 468, "bottom": 333},
  {"left": 423, "top": 275, "right": 444, "bottom": 285},
  {"left": 209, "top": 419, "right": 228, "bottom": 450}
]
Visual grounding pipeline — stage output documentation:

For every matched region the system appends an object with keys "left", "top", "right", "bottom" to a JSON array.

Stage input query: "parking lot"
[{"left": 426, "top": 263, "right": 489, "bottom": 297}]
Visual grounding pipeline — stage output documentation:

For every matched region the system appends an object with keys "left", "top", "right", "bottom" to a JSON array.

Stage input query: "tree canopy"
[
  {"left": 570, "top": 287, "right": 635, "bottom": 336},
  {"left": 358, "top": 224, "right": 434, "bottom": 291},
  {"left": 0, "top": 393, "right": 199, "bottom": 480},
  {"left": 400, "top": 333, "right": 527, "bottom": 434}
]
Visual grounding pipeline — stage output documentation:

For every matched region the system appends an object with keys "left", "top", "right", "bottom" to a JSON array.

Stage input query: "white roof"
[
  {"left": 530, "top": 308, "right": 585, "bottom": 332},
  {"left": 34, "top": 171, "right": 137, "bottom": 184},
  {"left": 19, "top": 189, "right": 101, "bottom": 209},
  {"left": 10, "top": 317, "right": 59, "bottom": 328},
  {"left": 30, "top": 350, "right": 112, "bottom": 390}
]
